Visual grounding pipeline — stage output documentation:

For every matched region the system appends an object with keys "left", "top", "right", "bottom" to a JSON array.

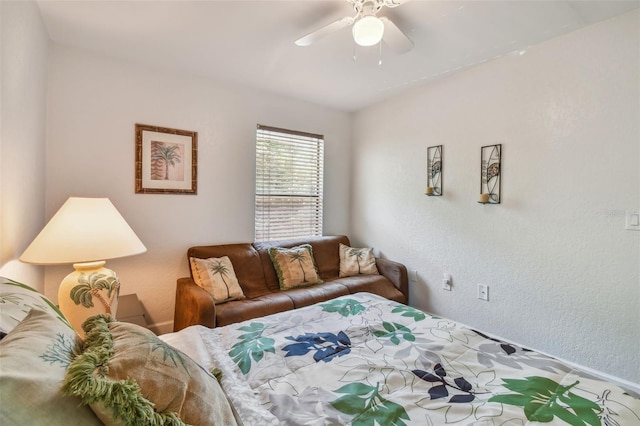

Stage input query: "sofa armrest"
[
  {"left": 375, "top": 258, "right": 409, "bottom": 303},
  {"left": 174, "top": 277, "right": 216, "bottom": 332}
]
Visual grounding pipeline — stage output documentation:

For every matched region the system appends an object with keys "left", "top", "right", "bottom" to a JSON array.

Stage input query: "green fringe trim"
[
  {"left": 62, "top": 315, "right": 187, "bottom": 426},
  {"left": 268, "top": 244, "right": 323, "bottom": 290},
  {"left": 210, "top": 367, "right": 223, "bottom": 383}
]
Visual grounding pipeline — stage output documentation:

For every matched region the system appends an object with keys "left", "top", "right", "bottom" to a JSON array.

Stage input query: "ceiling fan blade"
[
  {"left": 380, "top": 16, "right": 414, "bottom": 53},
  {"left": 295, "top": 16, "right": 355, "bottom": 47}
]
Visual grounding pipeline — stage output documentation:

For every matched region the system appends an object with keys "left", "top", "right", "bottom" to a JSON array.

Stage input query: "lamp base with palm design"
[{"left": 58, "top": 261, "right": 120, "bottom": 337}]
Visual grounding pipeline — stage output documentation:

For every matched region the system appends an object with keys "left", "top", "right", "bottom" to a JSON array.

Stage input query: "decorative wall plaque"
[
  {"left": 480, "top": 144, "right": 501, "bottom": 204},
  {"left": 426, "top": 145, "right": 442, "bottom": 196}
]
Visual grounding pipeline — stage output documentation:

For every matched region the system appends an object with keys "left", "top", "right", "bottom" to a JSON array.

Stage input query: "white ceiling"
[{"left": 36, "top": 0, "right": 640, "bottom": 112}]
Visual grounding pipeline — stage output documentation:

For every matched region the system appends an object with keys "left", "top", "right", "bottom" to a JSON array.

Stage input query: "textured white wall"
[
  {"left": 0, "top": 1, "right": 49, "bottom": 288},
  {"left": 351, "top": 11, "right": 640, "bottom": 384},
  {"left": 44, "top": 45, "right": 352, "bottom": 333}
]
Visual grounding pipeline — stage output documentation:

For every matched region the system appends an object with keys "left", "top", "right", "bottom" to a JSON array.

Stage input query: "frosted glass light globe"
[{"left": 352, "top": 16, "right": 384, "bottom": 47}]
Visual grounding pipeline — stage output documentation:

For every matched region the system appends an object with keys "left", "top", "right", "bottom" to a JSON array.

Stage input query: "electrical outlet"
[
  {"left": 478, "top": 284, "right": 489, "bottom": 301},
  {"left": 442, "top": 273, "right": 452, "bottom": 291}
]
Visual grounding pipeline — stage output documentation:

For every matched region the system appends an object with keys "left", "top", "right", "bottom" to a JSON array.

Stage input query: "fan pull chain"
[{"left": 350, "top": 40, "right": 384, "bottom": 65}]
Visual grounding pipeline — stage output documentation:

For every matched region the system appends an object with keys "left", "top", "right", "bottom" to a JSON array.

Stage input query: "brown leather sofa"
[{"left": 174, "top": 235, "right": 408, "bottom": 331}]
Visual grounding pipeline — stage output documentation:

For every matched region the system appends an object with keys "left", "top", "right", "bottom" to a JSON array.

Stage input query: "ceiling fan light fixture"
[{"left": 352, "top": 15, "right": 384, "bottom": 47}]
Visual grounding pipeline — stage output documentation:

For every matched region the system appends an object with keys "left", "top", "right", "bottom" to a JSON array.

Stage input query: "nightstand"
[{"left": 117, "top": 294, "right": 148, "bottom": 328}]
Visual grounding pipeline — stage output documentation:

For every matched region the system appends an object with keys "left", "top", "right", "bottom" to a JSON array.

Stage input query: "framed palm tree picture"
[{"left": 135, "top": 123, "right": 197, "bottom": 194}]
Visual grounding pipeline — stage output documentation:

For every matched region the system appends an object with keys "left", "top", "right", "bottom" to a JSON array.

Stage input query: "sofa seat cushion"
[
  {"left": 283, "top": 281, "right": 350, "bottom": 309},
  {"left": 215, "top": 292, "right": 295, "bottom": 327},
  {"left": 331, "top": 275, "right": 407, "bottom": 304}
]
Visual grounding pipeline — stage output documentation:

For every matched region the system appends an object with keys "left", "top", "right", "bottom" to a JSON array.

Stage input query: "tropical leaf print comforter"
[{"left": 197, "top": 293, "right": 640, "bottom": 425}]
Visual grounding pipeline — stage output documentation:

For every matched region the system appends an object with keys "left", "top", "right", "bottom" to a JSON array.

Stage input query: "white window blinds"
[{"left": 255, "top": 125, "right": 324, "bottom": 242}]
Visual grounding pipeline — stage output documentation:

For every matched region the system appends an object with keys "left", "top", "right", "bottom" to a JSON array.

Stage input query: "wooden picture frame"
[{"left": 135, "top": 124, "right": 197, "bottom": 194}]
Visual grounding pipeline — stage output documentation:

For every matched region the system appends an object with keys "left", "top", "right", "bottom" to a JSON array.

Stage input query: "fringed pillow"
[
  {"left": 339, "top": 243, "right": 379, "bottom": 277},
  {"left": 189, "top": 256, "right": 245, "bottom": 303},
  {"left": 269, "top": 244, "right": 323, "bottom": 290},
  {"left": 62, "top": 315, "right": 238, "bottom": 426}
]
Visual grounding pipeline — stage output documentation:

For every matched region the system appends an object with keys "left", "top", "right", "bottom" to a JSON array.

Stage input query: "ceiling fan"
[{"left": 295, "top": 0, "right": 414, "bottom": 53}]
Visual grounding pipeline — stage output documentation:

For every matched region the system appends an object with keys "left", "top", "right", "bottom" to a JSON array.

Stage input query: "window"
[{"left": 255, "top": 125, "right": 324, "bottom": 241}]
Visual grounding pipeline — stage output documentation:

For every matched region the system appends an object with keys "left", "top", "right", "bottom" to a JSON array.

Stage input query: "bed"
[
  {"left": 2, "top": 274, "right": 637, "bottom": 425},
  {"left": 161, "top": 292, "right": 640, "bottom": 426}
]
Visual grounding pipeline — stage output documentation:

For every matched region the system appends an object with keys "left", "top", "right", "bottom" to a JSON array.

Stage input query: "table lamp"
[{"left": 19, "top": 197, "right": 147, "bottom": 336}]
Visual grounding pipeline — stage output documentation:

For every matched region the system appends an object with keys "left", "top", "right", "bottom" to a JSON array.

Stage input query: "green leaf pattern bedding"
[{"left": 198, "top": 293, "right": 640, "bottom": 425}]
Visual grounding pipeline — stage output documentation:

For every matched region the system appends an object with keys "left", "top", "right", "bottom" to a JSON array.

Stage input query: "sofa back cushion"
[
  {"left": 253, "top": 235, "right": 350, "bottom": 292},
  {"left": 188, "top": 244, "right": 270, "bottom": 298}
]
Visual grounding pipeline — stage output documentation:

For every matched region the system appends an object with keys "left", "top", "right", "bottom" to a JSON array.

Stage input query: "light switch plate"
[
  {"left": 478, "top": 284, "right": 489, "bottom": 301},
  {"left": 442, "top": 273, "right": 452, "bottom": 291},
  {"left": 626, "top": 211, "right": 640, "bottom": 231}
]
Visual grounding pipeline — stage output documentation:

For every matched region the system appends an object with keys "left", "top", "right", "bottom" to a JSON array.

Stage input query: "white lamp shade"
[
  {"left": 20, "top": 197, "right": 147, "bottom": 265},
  {"left": 352, "top": 16, "right": 385, "bottom": 47}
]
